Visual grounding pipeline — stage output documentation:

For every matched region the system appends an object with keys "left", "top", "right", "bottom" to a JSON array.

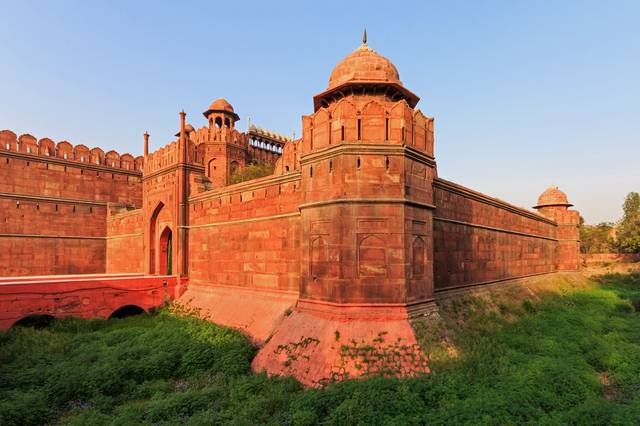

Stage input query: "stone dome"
[
  {"left": 174, "top": 123, "right": 195, "bottom": 137},
  {"left": 328, "top": 44, "right": 401, "bottom": 89},
  {"left": 208, "top": 98, "right": 234, "bottom": 113},
  {"left": 534, "top": 186, "right": 573, "bottom": 209},
  {"left": 203, "top": 97, "right": 240, "bottom": 121}
]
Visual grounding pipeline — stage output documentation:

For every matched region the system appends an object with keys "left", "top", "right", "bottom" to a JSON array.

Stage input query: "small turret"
[
  {"left": 203, "top": 98, "right": 239, "bottom": 129},
  {"left": 533, "top": 186, "right": 580, "bottom": 271}
]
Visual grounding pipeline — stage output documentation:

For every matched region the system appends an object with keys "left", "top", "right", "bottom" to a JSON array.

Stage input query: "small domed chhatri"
[
  {"left": 203, "top": 97, "right": 240, "bottom": 122},
  {"left": 534, "top": 186, "right": 573, "bottom": 208}
]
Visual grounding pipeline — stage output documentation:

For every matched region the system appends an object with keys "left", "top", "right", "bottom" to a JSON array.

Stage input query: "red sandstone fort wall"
[
  {"left": 0, "top": 130, "right": 143, "bottom": 277},
  {"left": 0, "top": 198, "right": 107, "bottom": 275},
  {"left": 187, "top": 172, "right": 303, "bottom": 292},
  {"left": 432, "top": 178, "right": 558, "bottom": 290},
  {"left": 106, "top": 208, "right": 144, "bottom": 273}
]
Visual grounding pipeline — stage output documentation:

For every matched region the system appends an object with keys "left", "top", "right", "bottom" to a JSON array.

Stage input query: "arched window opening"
[
  {"left": 224, "top": 117, "right": 230, "bottom": 128},
  {"left": 341, "top": 125, "right": 345, "bottom": 141},
  {"left": 357, "top": 118, "right": 361, "bottom": 140},
  {"left": 285, "top": 165, "right": 290, "bottom": 172},
  {"left": 215, "top": 117, "right": 223, "bottom": 128}
]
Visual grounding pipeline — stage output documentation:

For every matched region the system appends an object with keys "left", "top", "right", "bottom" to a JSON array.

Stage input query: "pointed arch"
[
  {"left": 412, "top": 110, "right": 428, "bottom": 151},
  {"left": 158, "top": 226, "right": 173, "bottom": 276},
  {"left": 331, "top": 99, "right": 358, "bottom": 143},
  {"left": 312, "top": 108, "right": 330, "bottom": 149},
  {"left": 412, "top": 236, "right": 426, "bottom": 276},
  {"left": 361, "top": 100, "right": 386, "bottom": 142},
  {"left": 148, "top": 201, "right": 165, "bottom": 274},
  {"left": 358, "top": 234, "right": 387, "bottom": 277}
]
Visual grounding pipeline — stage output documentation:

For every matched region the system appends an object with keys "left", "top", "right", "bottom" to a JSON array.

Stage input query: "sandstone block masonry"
[{"left": 0, "top": 35, "right": 580, "bottom": 385}]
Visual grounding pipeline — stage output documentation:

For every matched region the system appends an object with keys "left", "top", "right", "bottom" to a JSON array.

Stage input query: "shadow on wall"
[
  {"left": 109, "top": 305, "right": 146, "bottom": 319},
  {"left": 12, "top": 314, "right": 56, "bottom": 329}
]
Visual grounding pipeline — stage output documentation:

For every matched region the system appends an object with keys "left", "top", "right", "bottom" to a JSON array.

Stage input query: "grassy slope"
[{"left": 1, "top": 269, "right": 639, "bottom": 425}]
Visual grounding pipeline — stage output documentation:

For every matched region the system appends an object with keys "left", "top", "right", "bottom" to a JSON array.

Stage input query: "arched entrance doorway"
[
  {"left": 149, "top": 202, "right": 164, "bottom": 275},
  {"left": 158, "top": 227, "right": 172, "bottom": 275}
]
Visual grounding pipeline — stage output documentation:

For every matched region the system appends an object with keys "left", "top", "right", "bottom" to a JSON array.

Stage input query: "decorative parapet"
[{"left": 0, "top": 130, "right": 143, "bottom": 173}]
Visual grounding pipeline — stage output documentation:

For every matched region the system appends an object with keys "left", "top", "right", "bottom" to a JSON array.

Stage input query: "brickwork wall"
[
  {"left": 0, "top": 198, "right": 106, "bottom": 276},
  {"left": 0, "top": 130, "right": 142, "bottom": 276},
  {"left": 433, "top": 178, "right": 559, "bottom": 290},
  {"left": 187, "top": 173, "right": 302, "bottom": 292},
  {"left": 106, "top": 208, "right": 144, "bottom": 273}
]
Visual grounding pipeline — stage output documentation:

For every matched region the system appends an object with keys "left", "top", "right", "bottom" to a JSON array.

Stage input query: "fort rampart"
[
  {"left": 0, "top": 37, "right": 582, "bottom": 385},
  {"left": 0, "top": 130, "right": 142, "bottom": 276}
]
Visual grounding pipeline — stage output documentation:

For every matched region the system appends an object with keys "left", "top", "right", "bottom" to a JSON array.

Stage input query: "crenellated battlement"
[
  {"left": 0, "top": 130, "right": 143, "bottom": 173},
  {"left": 144, "top": 139, "right": 181, "bottom": 174}
]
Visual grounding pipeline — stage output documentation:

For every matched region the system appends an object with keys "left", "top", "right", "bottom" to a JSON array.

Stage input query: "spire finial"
[{"left": 363, "top": 28, "right": 367, "bottom": 45}]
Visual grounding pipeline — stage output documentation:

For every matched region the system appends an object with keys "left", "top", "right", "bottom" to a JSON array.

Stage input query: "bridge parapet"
[{"left": 0, "top": 274, "right": 178, "bottom": 330}]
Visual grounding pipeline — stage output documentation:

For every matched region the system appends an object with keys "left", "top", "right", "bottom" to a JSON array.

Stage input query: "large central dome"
[
  {"left": 313, "top": 33, "right": 419, "bottom": 111},
  {"left": 328, "top": 44, "right": 401, "bottom": 89}
]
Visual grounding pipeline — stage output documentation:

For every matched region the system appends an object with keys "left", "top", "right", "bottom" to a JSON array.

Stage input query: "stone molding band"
[
  {"left": 299, "top": 198, "right": 436, "bottom": 210},
  {"left": 0, "top": 192, "right": 110, "bottom": 207},
  {"left": 182, "top": 211, "right": 301, "bottom": 230},
  {"left": 300, "top": 143, "right": 436, "bottom": 168},
  {"left": 0, "top": 233, "right": 106, "bottom": 240},
  {"left": 433, "top": 217, "right": 559, "bottom": 241},
  {"left": 106, "top": 233, "right": 144, "bottom": 240},
  {"left": 141, "top": 163, "right": 205, "bottom": 181}
]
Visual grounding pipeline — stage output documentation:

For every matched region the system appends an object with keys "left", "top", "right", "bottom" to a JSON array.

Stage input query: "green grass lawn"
[{"left": 1, "top": 271, "right": 639, "bottom": 425}]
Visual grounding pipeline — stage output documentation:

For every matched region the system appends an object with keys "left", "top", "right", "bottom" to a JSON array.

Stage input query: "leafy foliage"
[
  {"left": 229, "top": 163, "right": 275, "bottom": 185},
  {"left": 615, "top": 192, "right": 640, "bottom": 253},
  {"left": 580, "top": 221, "right": 615, "bottom": 253},
  {"left": 582, "top": 191, "right": 640, "bottom": 254},
  {"left": 2, "top": 273, "right": 640, "bottom": 425}
]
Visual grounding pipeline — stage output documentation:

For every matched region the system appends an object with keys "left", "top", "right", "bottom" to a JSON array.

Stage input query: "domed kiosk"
[{"left": 313, "top": 31, "right": 419, "bottom": 110}]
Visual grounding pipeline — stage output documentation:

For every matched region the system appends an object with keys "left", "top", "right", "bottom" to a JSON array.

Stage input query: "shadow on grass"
[{"left": 1, "top": 272, "right": 639, "bottom": 425}]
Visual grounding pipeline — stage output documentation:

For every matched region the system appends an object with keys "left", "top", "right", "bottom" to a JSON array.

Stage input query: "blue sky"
[{"left": 1, "top": 1, "right": 638, "bottom": 224}]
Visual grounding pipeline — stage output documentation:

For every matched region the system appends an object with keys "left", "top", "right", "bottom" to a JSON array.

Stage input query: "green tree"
[
  {"left": 229, "top": 163, "right": 275, "bottom": 185},
  {"left": 579, "top": 221, "right": 615, "bottom": 254},
  {"left": 615, "top": 192, "right": 640, "bottom": 253}
]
